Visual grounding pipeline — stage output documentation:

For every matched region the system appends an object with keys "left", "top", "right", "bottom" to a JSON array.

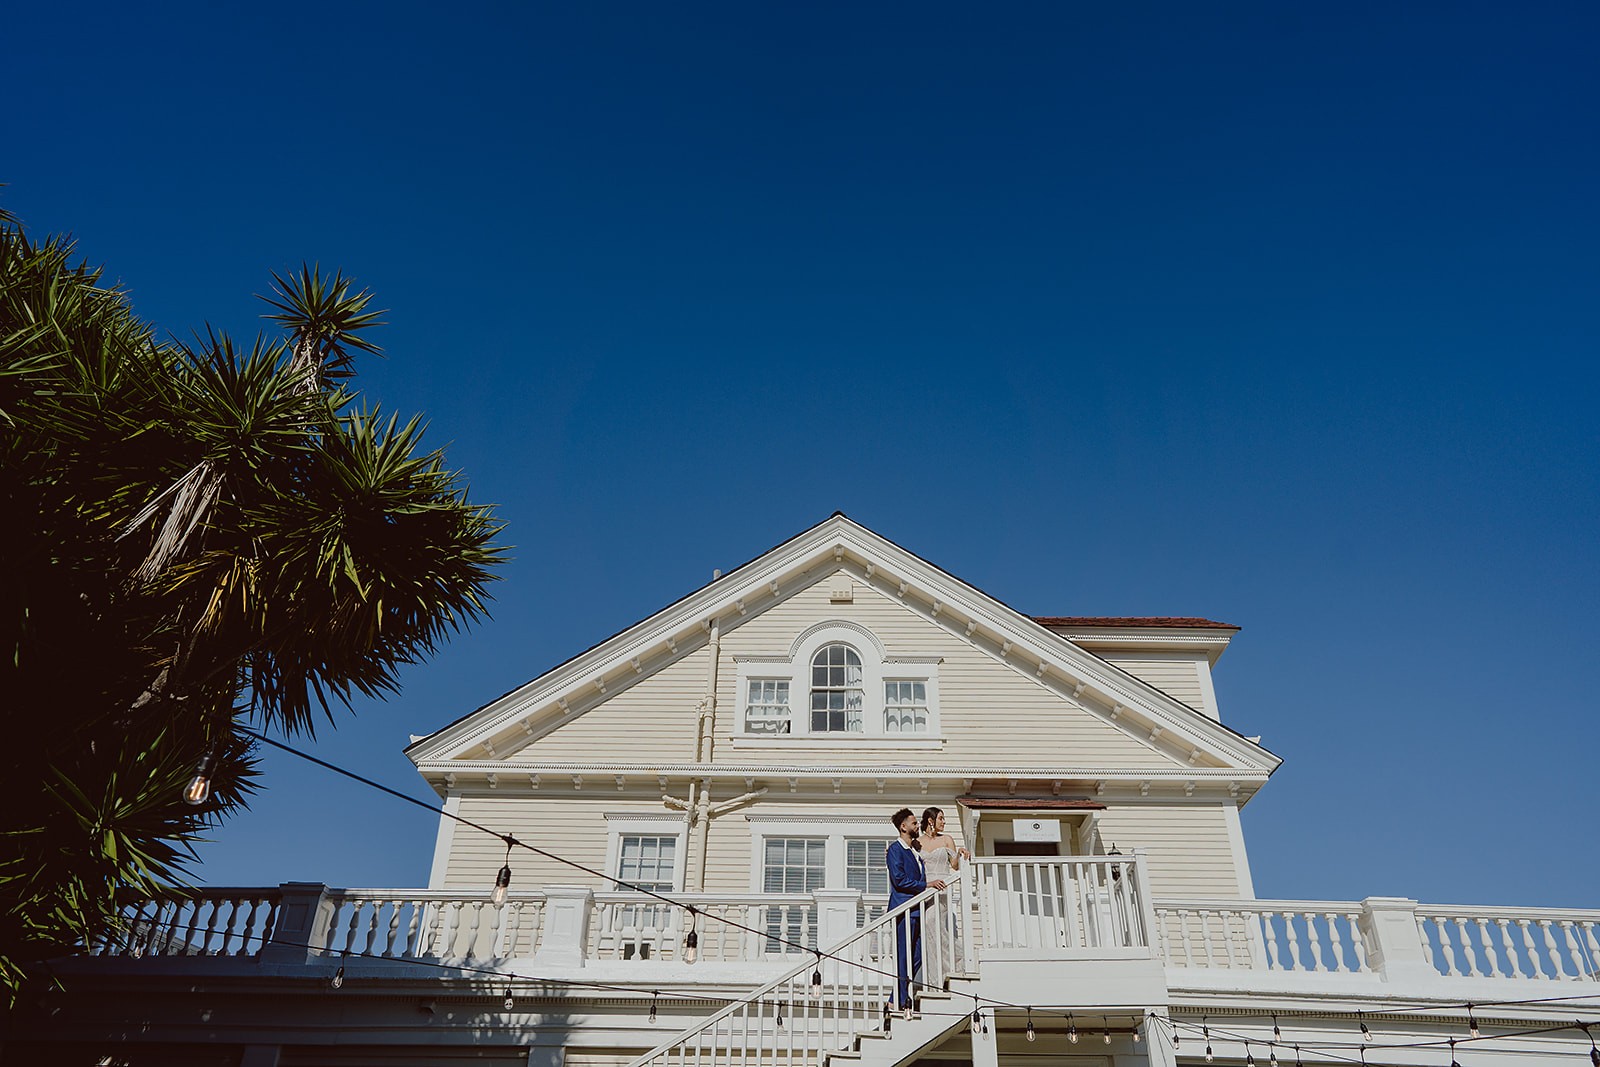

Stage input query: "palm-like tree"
[{"left": 0, "top": 216, "right": 504, "bottom": 1001}]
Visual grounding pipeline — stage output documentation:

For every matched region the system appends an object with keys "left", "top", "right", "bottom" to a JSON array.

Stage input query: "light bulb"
[
  {"left": 491, "top": 864, "right": 511, "bottom": 905},
  {"left": 882, "top": 1003, "right": 892, "bottom": 1034},
  {"left": 1133, "top": 1021, "right": 1142, "bottom": 1045},
  {"left": 183, "top": 752, "right": 216, "bottom": 805},
  {"left": 971, "top": 1011, "right": 982, "bottom": 1036},
  {"left": 684, "top": 928, "right": 698, "bottom": 964},
  {"left": 1025, "top": 1016, "right": 1035, "bottom": 1043},
  {"left": 503, "top": 989, "right": 514, "bottom": 1011},
  {"left": 1068, "top": 1016, "right": 1078, "bottom": 1044},
  {"left": 1205, "top": 1044, "right": 1214, "bottom": 1062},
  {"left": 1104, "top": 1029, "right": 1112, "bottom": 1045},
  {"left": 330, "top": 965, "right": 345, "bottom": 990},
  {"left": 1468, "top": 1005, "right": 1479, "bottom": 1039},
  {"left": 648, "top": 992, "right": 658, "bottom": 1023}
]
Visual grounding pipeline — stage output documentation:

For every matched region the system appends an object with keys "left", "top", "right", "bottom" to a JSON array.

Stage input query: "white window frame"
[
  {"left": 731, "top": 621, "right": 942, "bottom": 745},
  {"left": 603, "top": 815, "right": 687, "bottom": 893},
  {"left": 745, "top": 815, "right": 901, "bottom": 898}
]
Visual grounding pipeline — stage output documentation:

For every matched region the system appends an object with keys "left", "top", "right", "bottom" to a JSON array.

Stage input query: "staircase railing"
[{"left": 625, "top": 873, "right": 963, "bottom": 1067}]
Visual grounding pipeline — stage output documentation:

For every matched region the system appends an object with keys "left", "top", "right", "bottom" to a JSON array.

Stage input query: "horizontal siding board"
[
  {"left": 511, "top": 647, "right": 707, "bottom": 761},
  {"left": 1098, "top": 652, "right": 1207, "bottom": 711}
]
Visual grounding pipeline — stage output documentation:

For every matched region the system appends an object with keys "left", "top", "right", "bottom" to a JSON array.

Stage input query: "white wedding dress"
[{"left": 920, "top": 843, "right": 964, "bottom": 969}]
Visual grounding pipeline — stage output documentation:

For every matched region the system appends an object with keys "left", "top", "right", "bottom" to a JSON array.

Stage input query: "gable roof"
[{"left": 406, "top": 513, "right": 1281, "bottom": 791}]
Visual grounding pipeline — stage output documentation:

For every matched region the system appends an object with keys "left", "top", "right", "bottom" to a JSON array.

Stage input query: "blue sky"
[{"left": 8, "top": 2, "right": 1597, "bottom": 907}]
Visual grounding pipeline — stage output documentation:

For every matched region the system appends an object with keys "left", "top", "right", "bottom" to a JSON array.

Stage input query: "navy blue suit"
[{"left": 886, "top": 840, "right": 926, "bottom": 1008}]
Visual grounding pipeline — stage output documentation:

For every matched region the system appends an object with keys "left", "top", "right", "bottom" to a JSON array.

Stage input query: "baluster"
[
  {"left": 381, "top": 899, "right": 402, "bottom": 957},
  {"left": 1538, "top": 920, "right": 1563, "bottom": 979},
  {"left": 1346, "top": 911, "right": 1369, "bottom": 972},
  {"left": 363, "top": 900, "right": 385, "bottom": 955},
  {"left": 1261, "top": 911, "right": 1282, "bottom": 970},
  {"left": 184, "top": 899, "right": 209, "bottom": 956},
  {"left": 1215, "top": 911, "right": 1237, "bottom": 968},
  {"left": 1558, "top": 921, "right": 1586, "bottom": 982},
  {"left": 236, "top": 898, "right": 261, "bottom": 956},
  {"left": 1303, "top": 911, "right": 1326, "bottom": 971},
  {"left": 219, "top": 899, "right": 244, "bottom": 955},
  {"left": 1323, "top": 912, "right": 1346, "bottom": 972},
  {"left": 1279, "top": 911, "right": 1302, "bottom": 971},
  {"left": 1580, "top": 922, "right": 1600, "bottom": 980},
  {"left": 1452, "top": 917, "right": 1477, "bottom": 976},
  {"left": 403, "top": 900, "right": 424, "bottom": 957},
  {"left": 1434, "top": 917, "right": 1460, "bottom": 976},
  {"left": 1472, "top": 918, "right": 1495, "bottom": 977},
  {"left": 337, "top": 900, "right": 362, "bottom": 955},
  {"left": 1487, "top": 918, "right": 1512, "bottom": 977},
  {"left": 1516, "top": 919, "right": 1541, "bottom": 978},
  {"left": 1416, "top": 916, "right": 1437, "bottom": 972}
]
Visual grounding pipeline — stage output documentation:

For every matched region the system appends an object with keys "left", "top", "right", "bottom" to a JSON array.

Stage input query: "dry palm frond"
[{"left": 117, "top": 459, "right": 222, "bottom": 584}]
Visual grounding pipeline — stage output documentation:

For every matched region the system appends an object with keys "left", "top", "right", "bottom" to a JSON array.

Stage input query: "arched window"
[{"left": 810, "top": 643, "right": 863, "bottom": 732}]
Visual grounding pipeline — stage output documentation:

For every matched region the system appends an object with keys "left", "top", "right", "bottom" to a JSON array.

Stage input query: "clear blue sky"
[{"left": 8, "top": 2, "right": 1596, "bottom": 908}]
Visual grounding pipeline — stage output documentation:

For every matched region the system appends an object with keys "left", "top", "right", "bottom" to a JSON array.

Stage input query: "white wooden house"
[{"left": 18, "top": 514, "right": 1599, "bottom": 1066}]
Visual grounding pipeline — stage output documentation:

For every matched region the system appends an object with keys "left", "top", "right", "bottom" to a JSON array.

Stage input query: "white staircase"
[{"left": 625, "top": 876, "right": 966, "bottom": 1067}]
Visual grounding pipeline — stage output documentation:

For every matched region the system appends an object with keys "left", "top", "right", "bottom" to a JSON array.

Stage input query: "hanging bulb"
[
  {"left": 1360, "top": 1013, "right": 1371, "bottom": 1043},
  {"left": 684, "top": 909, "right": 699, "bottom": 964},
  {"left": 1296, "top": 1044, "right": 1304, "bottom": 1067},
  {"left": 1204, "top": 1018, "right": 1212, "bottom": 1062},
  {"left": 1273, "top": 1014, "right": 1282, "bottom": 1041},
  {"left": 1245, "top": 1041, "right": 1256, "bottom": 1066},
  {"left": 882, "top": 1002, "right": 892, "bottom": 1035},
  {"left": 811, "top": 952, "right": 823, "bottom": 992},
  {"left": 1269, "top": 1045, "right": 1278, "bottom": 1066},
  {"left": 1025, "top": 1011, "right": 1036, "bottom": 1043},
  {"left": 1103, "top": 1027, "right": 1112, "bottom": 1045},
  {"left": 776, "top": 1003, "right": 784, "bottom": 1030},
  {"left": 492, "top": 836, "right": 515, "bottom": 905},
  {"left": 1205, "top": 1042, "right": 1214, "bottom": 1062},
  {"left": 1468, "top": 1004, "right": 1479, "bottom": 1039},
  {"left": 648, "top": 991, "right": 658, "bottom": 1024},
  {"left": 183, "top": 751, "right": 216, "bottom": 805},
  {"left": 1448, "top": 1037, "right": 1461, "bottom": 1067},
  {"left": 1068, "top": 1015, "right": 1079, "bottom": 1043},
  {"left": 1132, "top": 1015, "right": 1142, "bottom": 1044},
  {"left": 971, "top": 1010, "right": 982, "bottom": 1036},
  {"left": 491, "top": 864, "right": 512, "bottom": 905},
  {"left": 503, "top": 988, "right": 514, "bottom": 1011},
  {"left": 330, "top": 964, "right": 345, "bottom": 990},
  {"left": 1587, "top": 1021, "right": 1600, "bottom": 1067}
]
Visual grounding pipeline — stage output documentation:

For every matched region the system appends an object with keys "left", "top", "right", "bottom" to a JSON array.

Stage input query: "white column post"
[
  {"left": 813, "top": 888, "right": 863, "bottom": 981},
  {"left": 970, "top": 1008, "right": 998, "bottom": 1067},
  {"left": 260, "top": 883, "right": 333, "bottom": 965},
  {"left": 1358, "top": 897, "right": 1436, "bottom": 984},
  {"left": 535, "top": 886, "right": 594, "bottom": 968}
]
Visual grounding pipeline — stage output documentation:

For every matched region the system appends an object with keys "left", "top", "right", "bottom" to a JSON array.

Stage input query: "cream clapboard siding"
[
  {"left": 709, "top": 571, "right": 1182, "bottom": 770},
  {"left": 511, "top": 645, "right": 708, "bottom": 761},
  {"left": 441, "top": 790, "right": 685, "bottom": 891},
  {"left": 440, "top": 789, "right": 1246, "bottom": 899},
  {"left": 1092, "top": 802, "right": 1244, "bottom": 897},
  {"left": 1096, "top": 651, "right": 1208, "bottom": 715}
]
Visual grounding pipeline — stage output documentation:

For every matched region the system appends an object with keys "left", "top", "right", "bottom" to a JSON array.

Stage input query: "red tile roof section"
[{"left": 1032, "top": 616, "right": 1238, "bottom": 630}]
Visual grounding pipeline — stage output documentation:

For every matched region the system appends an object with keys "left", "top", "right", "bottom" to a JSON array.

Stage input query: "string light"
[
  {"left": 330, "top": 963, "right": 345, "bottom": 990},
  {"left": 1468, "top": 1004, "right": 1480, "bottom": 1039},
  {"left": 1585, "top": 1021, "right": 1600, "bottom": 1066},
  {"left": 1025, "top": 1009, "right": 1035, "bottom": 1042},
  {"left": 683, "top": 908, "right": 698, "bottom": 964},
  {"left": 1205, "top": 1016, "right": 1214, "bottom": 1062},
  {"left": 1068, "top": 1013, "right": 1079, "bottom": 1043},
  {"left": 775, "top": 1002, "right": 784, "bottom": 1030},
  {"left": 1273, "top": 1013, "right": 1282, "bottom": 1041},
  {"left": 183, "top": 750, "right": 216, "bottom": 805},
  {"left": 811, "top": 952, "right": 823, "bottom": 992},
  {"left": 1103, "top": 1025, "right": 1112, "bottom": 1045},
  {"left": 1449, "top": 1037, "right": 1461, "bottom": 1067},
  {"left": 882, "top": 1001, "right": 892, "bottom": 1035},
  {"left": 503, "top": 987, "right": 514, "bottom": 1011},
  {"left": 491, "top": 835, "right": 515, "bottom": 905},
  {"left": 1245, "top": 1039, "right": 1256, "bottom": 1065},
  {"left": 1132, "top": 1013, "right": 1142, "bottom": 1044},
  {"left": 1295, "top": 1044, "right": 1302, "bottom": 1067},
  {"left": 1360, "top": 1011, "right": 1372, "bottom": 1043},
  {"left": 1269, "top": 1043, "right": 1278, "bottom": 1066},
  {"left": 648, "top": 991, "right": 658, "bottom": 1023}
]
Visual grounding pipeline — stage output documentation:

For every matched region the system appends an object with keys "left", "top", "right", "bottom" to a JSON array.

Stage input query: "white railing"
[
  {"left": 322, "top": 889, "right": 547, "bottom": 962},
  {"left": 970, "top": 855, "right": 1154, "bottom": 959},
  {"left": 625, "top": 876, "right": 963, "bottom": 1067},
  {"left": 1417, "top": 905, "right": 1600, "bottom": 982},
  {"left": 97, "top": 889, "right": 283, "bottom": 959},
  {"left": 588, "top": 893, "right": 819, "bottom": 963},
  {"left": 1156, "top": 899, "right": 1370, "bottom": 973},
  {"left": 1157, "top": 898, "right": 1600, "bottom": 984}
]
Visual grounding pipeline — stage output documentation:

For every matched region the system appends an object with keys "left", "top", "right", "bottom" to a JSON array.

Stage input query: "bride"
[{"left": 919, "top": 807, "right": 970, "bottom": 967}]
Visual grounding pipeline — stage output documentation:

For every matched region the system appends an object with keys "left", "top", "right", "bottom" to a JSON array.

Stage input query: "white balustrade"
[
  {"left": 1416, "top": 905, "right": 1600, "bottom": 982},
  {"left": 969, "top": 855, "right": 1154, "bottom": 959},
  {"left": 98, "top": 889, "right": 282, "bottom": 959},
  {"left": 1156, "top": 900, "right": 1369, "bottom": 974},
  {"left": 588, "top": 893, "right": 819, "bottom": 963},
  {"left": 320, "top": 889, "right": 547, "bottom": 962}
]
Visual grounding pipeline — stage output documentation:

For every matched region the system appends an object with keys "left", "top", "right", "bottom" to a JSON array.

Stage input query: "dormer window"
[
  {"left": 810, "top": 644, "right": 864, "bottom": 732},
  {"left": 732, "top": 621, "right": 941, "bottom": 742}
]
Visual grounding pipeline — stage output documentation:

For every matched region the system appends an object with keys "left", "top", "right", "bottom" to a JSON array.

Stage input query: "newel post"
[
  {"left": 813, "top": 889, "right": 863, "bottom": 980},
  {"left": 1358, "top": 897, "right": 1436, "bottom": 984},
  {"left": 535, "top": 886, "right": 594, "bottom": 967},
  {"left": 260, "top": 882, "right": 335, "bottom": 965}
]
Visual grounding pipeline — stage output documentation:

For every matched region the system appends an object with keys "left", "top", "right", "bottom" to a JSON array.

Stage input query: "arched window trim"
[{"left": 733, "top": 621, "right": 941, "bottom": 742}]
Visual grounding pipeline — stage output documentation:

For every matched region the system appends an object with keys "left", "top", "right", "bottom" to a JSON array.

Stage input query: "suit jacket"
[{"left": 886, "top": 839, "right": 927, "bottom": 909}]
